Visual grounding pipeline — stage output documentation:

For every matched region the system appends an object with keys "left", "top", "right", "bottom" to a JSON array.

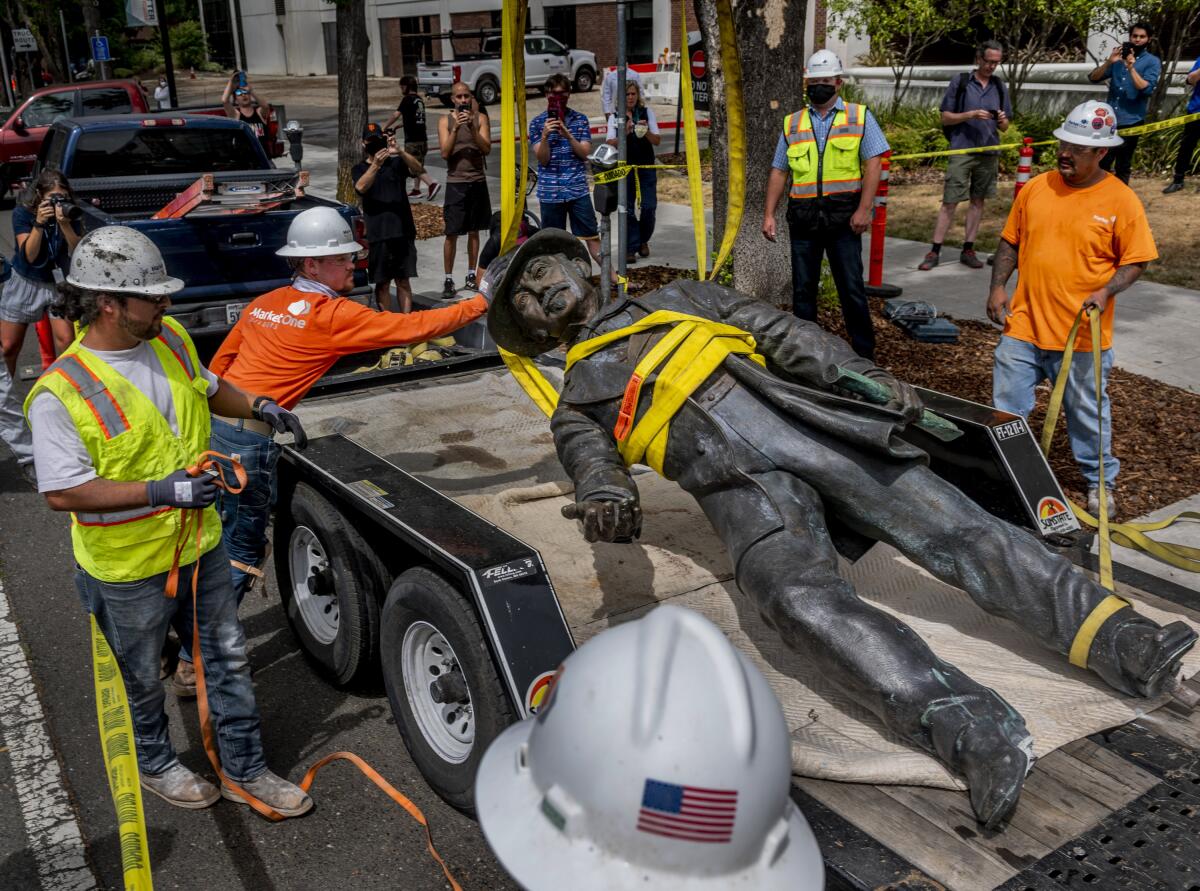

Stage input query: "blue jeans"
[
  {"left": 539, "top": 193, "right": 599, "bottom": 239},
  {"left": 210, "top": 418, "right": 281, "bottom": 601},
  {"left": 75, "top": 543, "right": 267, "bottom": 781},
  {"left": 992, "top": 335, "right": 1118, "bottom": 487},
  {"left": 788, "top": 222, "right": 875, "bottom": 360},
  {"left": 623, "top": 168, "right": 658, "bottom": 256}
]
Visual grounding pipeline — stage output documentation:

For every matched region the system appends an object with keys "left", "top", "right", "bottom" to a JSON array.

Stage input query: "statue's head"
[{"left": 484, "top": 228, "right": 598, "bottom": 357}]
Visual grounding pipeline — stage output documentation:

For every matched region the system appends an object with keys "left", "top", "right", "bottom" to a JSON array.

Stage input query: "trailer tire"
[
  {"left": 275, "top": 483, "right": 384, "bottom": 686},
  {"left": 380, "top": 567, "right": 514, "bottom": 814},
  {"left": 475, "top": 77, "right": 499, "bottom": 107}
]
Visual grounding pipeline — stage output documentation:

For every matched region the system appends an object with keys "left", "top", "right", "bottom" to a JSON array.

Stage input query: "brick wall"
[
  {"left": 450, "top": 11, "right": 495, "bottom": 57},
  {"left": 813, "top": 0, "right": 827, "bottom": 50},
  {"left": 574, "top": 3, "right": 618, "bottom": 70},
  {"left": 668, "top": 0, "right": 700, "bottom": 53}
]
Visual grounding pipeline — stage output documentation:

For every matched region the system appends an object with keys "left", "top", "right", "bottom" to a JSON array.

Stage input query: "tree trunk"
[
  {"left": 696, "top": 0, "right": 805, "bottom": 309},
  {"left": 336, "top": 0, "right": 368, "bottom": 205}
]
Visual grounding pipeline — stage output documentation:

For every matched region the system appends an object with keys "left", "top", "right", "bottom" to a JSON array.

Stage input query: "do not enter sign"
[
  {"left": 686, "top": 33, "right": 710, "bottom": 111},
  {"left": 691, "top": 50, "right": 706, "bottom": 80}
]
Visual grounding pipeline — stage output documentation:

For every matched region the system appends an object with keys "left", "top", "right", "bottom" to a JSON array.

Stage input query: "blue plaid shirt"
[
  {"left": 771, "top": 97, "right": 889, "bottom": 171},
  {"left": 529, "top": 108, "right": 593, "bottom": 203}
]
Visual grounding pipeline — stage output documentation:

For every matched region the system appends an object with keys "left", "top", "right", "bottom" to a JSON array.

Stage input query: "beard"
[{"left": 119, "top": 311, "right": 163, "bottom": 341}]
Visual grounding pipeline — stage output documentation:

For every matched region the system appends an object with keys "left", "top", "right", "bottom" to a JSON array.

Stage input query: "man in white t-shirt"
[
  {"left": 25, "top": 227, "right": 315, "bottom": 817},
  {"left": 601, "top": 65, "right": 642, "bottom": 116}
]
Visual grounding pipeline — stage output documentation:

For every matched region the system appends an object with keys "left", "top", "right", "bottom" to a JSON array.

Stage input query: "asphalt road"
[{"left": 0, "top": 132, "right": 519, "bottom": 887}]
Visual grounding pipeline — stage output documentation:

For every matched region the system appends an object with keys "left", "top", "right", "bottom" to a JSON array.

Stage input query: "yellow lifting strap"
[{"left": 1045, "top": 308, "right": 1198, "bottom": 668}]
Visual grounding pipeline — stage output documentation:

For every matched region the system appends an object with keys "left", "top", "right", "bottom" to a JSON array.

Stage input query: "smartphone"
[
  {"left": 989, "top": 109, "right": 999, "bottom": 120},
  {"left": 1121, "top": 41, "right": 1134, "bottom": 58},
  {"left": 364, "top": 134, "right": 387, "bottom": 155},
  {"left": 235, "top": 70, "right": 247, "bottom": 89}
]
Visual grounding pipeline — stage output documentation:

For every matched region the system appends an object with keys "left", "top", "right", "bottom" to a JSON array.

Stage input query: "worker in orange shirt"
[{"left": 169, "top": 206, "right": 486, "bottom": 696}]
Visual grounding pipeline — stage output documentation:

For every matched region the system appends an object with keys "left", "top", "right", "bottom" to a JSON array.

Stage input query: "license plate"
[{"left": 225, "top": 302, "right": 248, "bottom": 325}]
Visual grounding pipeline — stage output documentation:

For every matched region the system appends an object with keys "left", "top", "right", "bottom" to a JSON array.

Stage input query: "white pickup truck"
[{"left": 418, "top": 32, "right": 597, "bottom": 107}]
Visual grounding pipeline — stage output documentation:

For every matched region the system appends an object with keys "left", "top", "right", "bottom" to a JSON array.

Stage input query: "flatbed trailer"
[{"left": 273, "top": 304, "right": 1200, "bottom": 890}]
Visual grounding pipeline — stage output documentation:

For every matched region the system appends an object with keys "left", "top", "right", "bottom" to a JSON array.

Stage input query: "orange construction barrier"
[{"left": 865, "top": 150, "right": 902, "bottom": 299}]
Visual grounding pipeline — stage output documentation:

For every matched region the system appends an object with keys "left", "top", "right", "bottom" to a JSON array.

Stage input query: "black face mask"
[{"left": 807, "top": 83, "right": 837, "bottom": 105}]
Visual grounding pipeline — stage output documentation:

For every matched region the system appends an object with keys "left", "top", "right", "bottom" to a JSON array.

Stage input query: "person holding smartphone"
[
  {"left": 222, "top": 72, "right": 273, "bottom": 156},
  {"left": 606, "top": 81, "right": 660, "bottom": 263},
  {"left": 437, "top": 81, "right": 492, "bottom": 299},
  {"left": 919, "top": 40, "right": 1011, "bottom": 272},
  {"left": 1087, "top": 23, "right": 1160, "bottom": 184}
]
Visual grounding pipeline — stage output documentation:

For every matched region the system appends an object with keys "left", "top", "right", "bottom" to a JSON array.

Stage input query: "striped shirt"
[
  {"left": 529, "top": 108, "right": 593, "bottom": 203},
  {"left": 771, "top": 97, "right": 889, "bottom": 171}
]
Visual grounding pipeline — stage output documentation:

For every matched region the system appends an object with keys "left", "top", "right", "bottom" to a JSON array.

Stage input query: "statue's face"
[{"left": 510, "top": 252, "right": 597, "bottom": 346}]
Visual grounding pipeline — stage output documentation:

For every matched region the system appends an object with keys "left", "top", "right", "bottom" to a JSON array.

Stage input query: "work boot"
[
  {"left": 1087, "top": 486, "right": 1117, "bottom": 517},
  {"left": 172, "top": 659, "right": 197, "bottom": 699},
  {"left": 223, "top": 770, "right": 314, "bottom": 818},
  {"left": 141, "top": 763, "right": 220, "bottom": 810},
  {"left": 959, "top": 248, "right": 984, "bottom": 269},
  {"left": 1162, "top": 180, "right": 1184, "bottom": 194},
  {"left": 442, "top": 277, "right": 456, "bottom": 299},
  {"left": 1085, "top": 606, "right": 1197, "bottom": 698},
  {"left": 926, "top": 693, "right": 1033, "bottom": 829},
  {"left": 638, "top": 242, "right": 650, "bottom": 257},
  {"left": 917, "top": 251, "right": 939, "bottom": 271}
]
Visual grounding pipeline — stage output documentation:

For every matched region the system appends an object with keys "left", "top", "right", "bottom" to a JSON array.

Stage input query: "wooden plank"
[
  {"left": 1134, "top": 705, "right": 1200, "bottom": 751},
  {"left": 1060, "top": 737, "right": 1160, "bottom": 796},
  {"left": 796, "top": 777, "right": 1015, "bottom": 891},
  {"left": 1014, "top": 771, "right": 1113, "bottom": 842},
  {"left": 1034, "top": 748, "right": 1150, "bottom": 811},
  {"left": 878, "top": 783, "right": 1049, "bottom": 877}
]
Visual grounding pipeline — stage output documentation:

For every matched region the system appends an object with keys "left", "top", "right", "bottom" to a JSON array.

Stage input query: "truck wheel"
[
  {"left": 275, "top": 483, "right": 383, "bottom": 686},
  {"left": 573, "top": 67, "right": 595, "bottom": 93},
  {"left": 438, "top": 94, "right": 454, "bottom": 108},
  {"left": 475, "top": 77, "right": 499, "bottom": 106},
  {"left": 380, "top": 567, "right": 514, "bottom": 813}
]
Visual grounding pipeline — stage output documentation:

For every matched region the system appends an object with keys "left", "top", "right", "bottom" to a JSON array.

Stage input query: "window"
[
  {"left": 80, "top": 88, "right": 132, "bottom": 116},
  {"left": 71, "top": 128, "right": 265, "bottom": 179},
  {"left": 544, "top": 6, "right": 576, "bottom": 50},
  {"left": 22, "top": 93, "right": 75, "bottom": 128},
  {"left": 526, "top": 37, "right": 549, "bottom": 54}
]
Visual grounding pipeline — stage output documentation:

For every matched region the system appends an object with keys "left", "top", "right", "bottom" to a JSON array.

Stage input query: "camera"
[
  {"left": 364, "top": 134, "right": 387, "bottom": 156},
  {"left": 49, "top": 195, "right": 82, "bottom": 222},
  {"left": 989, "top": 109, "right": 1000, "bottom": 120},
  {"left": 1121, "top": 41, "right": 1135, "bottom": 59}
]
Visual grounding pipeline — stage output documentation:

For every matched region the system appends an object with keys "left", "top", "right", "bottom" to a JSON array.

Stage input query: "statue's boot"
[
  {"left": 1085, "top": 607, "right": 1197, "bottom": 698},
  {"left": 926, "top": 695, "right": 1034, "bottom": 830}
]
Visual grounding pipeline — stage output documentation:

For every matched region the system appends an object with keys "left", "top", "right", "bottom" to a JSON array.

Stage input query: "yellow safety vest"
[
  {"left": 24, "top": 316, "right": 221, "bottom": 583},
  {"left": 563, "top": 311, "right": 766, "bottom": 477},
  {"left": 783, "top": 103, "right": 866, "bottom": 200}
]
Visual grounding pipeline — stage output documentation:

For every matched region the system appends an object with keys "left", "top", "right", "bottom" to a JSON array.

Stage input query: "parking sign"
[{"left": 91, "top": 36, "right": 111, "bottom": 63}]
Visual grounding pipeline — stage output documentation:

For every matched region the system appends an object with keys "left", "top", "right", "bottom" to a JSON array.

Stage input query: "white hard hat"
[
  {"left": 67, "top": 226, "right": 184, "bottom": 296},
  {"left": 805, "top": 49, "right": 844, "bottom": 78},
  {"left": 276, "top": 206, "right": 364, "bottom": 258},
  {"left": 476, "top": 605, "right": 824, "bottom": 890},
  {"left": 1053, "top": 101, "right": 1123, "bottom": 148}
]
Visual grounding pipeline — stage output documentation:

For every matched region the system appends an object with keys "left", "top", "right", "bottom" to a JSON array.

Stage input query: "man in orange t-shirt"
[
  {"left": 987, "top": 101, "right": 1156, "bottom": 518},
  {"left": 164, "top": 207, "right": 486, "bottom": 692}
]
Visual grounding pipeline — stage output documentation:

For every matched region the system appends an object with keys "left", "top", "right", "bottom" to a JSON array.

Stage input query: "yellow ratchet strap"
[
  {"left": 92, "top": 614, "right": 153, "bottom": 890},
  {"left": 678, "top": 0, "right": 706, "bottom": 276},
  {"left": 1069, "top": 594, "right": 1131, "bottom": 669},
  {"left": 709, "top": 0, "right": 744, "bottom": 279},
  {"left": 1041, "top": 308, "right": 1200, "bottom": 590}
]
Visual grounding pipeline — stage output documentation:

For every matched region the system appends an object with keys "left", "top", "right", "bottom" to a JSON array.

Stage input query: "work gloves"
[
  {"left": 562, "top": 496, "right": 643, "bottom": 544},
  {"left": 254, "top": 398, "right": 308, "bottom": 449},
  {"left": 147, "top": 468, "right": 218, "bottom": 510}
]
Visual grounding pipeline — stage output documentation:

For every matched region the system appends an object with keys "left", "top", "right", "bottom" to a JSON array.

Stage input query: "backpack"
[{"left": 942, "top": 71, "right": 1008, "bottom": 140}]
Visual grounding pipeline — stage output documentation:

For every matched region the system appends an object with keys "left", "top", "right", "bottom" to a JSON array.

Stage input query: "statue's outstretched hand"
[{"left": 562, "top": 497, "right": 643, "bottom": 543}]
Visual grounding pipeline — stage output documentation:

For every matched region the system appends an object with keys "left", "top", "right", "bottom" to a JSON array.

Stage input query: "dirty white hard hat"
[
  {"left": 475, "top": 604, "right": 824, "bottom": 890},
  {"left": 805, "top": 49, "right": 845, "bottom": 78},
  {"left": 67, "top": 225, "right": 184, "bottom": 296},
  {"left": 1053, "top": 100, "right": 1124, "bottom": 148},
  {"left": 276, "top": 206, "right": 364, "bottom": 258},
  {"left": 588, "top": 143, "right": 619, "bottom": 170}
]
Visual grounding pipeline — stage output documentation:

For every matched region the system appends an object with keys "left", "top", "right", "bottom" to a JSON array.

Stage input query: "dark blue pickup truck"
[{"left": 36, "top": 114, "right": 366, "bottom": 336}]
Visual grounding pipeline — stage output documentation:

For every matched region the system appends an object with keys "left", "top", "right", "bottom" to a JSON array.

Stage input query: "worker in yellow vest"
[
  {"left": 25, "top": 227, "right": 314, "bottom": 817},
  {"left": 762, "top": 50, "right": 889, "bottom": 361}
]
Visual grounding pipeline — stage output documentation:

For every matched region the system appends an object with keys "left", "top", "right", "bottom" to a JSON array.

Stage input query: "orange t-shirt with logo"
[
  {"left": 210, "top": 286, "right": 487, "bottom": 409},
  {"left": 1000, "top": 170, "right": 1157, "bottom": 352}
]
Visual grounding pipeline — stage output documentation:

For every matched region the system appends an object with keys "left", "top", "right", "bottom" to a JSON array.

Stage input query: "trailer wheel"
[
  {"left": 275, "top": 483, "right": 384, "bottom": 686},
  {"left": 475, "top": 77, "right": 499, "bottom": 106},
  {"left": 380, "top": 567, "right": 514, "bottom": 813}
]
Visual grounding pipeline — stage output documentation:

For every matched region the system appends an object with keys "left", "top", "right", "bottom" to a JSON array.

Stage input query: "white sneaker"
[{"left": 1086, "top": 486, "right": 1117, "bottom": 516}]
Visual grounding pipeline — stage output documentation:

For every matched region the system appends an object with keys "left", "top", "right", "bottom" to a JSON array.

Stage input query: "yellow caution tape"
[
  {"left": 1120, "top": 110, "right": 1200, "bottom": 137},
  {"left": 91, "top": 614, "right": 153, "bottom": 890},
  {"left": 679, "top": 0, "right": 706, "bottom": 277},
  {"left": 593, "top": 162, "right": 685, "bottom": 185},
  {"left": 1041, "top": 307, "right": 1200, "bottom": 599}
]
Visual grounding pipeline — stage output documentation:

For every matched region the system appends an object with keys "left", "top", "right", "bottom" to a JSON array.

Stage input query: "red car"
[{"left": 0, "top": 79, "right": 286, "bottom": 198}]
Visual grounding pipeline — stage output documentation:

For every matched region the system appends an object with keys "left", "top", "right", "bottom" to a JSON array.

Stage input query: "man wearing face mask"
[
  {"left": 1087, "top": 23, "right": 1160, "bottom": 184},
  {"left": 762, "top": 50, "right": 889, "bottom": 361}
]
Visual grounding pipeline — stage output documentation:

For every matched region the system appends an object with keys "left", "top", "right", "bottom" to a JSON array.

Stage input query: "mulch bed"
[
  {"left": 412, "top": 204, "right": 445, "bottom": 241},
  {"left": 624, "top": 264, "right": 1200, "bottom": 520}
]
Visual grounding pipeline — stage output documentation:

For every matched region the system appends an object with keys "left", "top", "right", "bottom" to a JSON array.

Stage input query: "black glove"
[
  {"left": 561, "top": 497, "right": 642, "bottom": 543},
  {"left": 864, "top": 368, "right": 925, "bottom": 424},
  {"left": 253, "top": 398, "right": 308, "bottom": 449},
  {"left": 147, "top": 468, "right": 218, "bottom": 509}
]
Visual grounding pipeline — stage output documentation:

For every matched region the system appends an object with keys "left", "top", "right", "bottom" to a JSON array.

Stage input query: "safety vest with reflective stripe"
[
  {"left": 24, "top": 316, "right": 221, "bottom": 583},
  {"left": 783, "top": 103, "right": 866, "bottom": 200}
]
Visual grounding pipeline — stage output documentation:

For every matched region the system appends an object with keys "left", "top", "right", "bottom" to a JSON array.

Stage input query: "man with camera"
[
  {"left": 919, "top": 40, "right": 1011, "bottom": 271},
  {"left": 1087, "top": 23, "right": 1160, "bottom": 184},
  {"left": 437, "top": 81, "right": 492, "bottom": 299},
  {"left": 353, "top": 123, "right": 426, "bottom": 313},
  {"left": 528, "top": 74, "right": 601, "bottom": 264}
]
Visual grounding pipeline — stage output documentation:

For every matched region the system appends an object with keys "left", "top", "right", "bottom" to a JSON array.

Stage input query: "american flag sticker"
[{"left": 636, "top": 779, "right": 738, "bottom": 843}]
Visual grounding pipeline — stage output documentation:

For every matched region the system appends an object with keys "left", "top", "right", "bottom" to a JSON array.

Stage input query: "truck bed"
[{"left": 293, "top": 361, "right": 1200, "bottom": 890}]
